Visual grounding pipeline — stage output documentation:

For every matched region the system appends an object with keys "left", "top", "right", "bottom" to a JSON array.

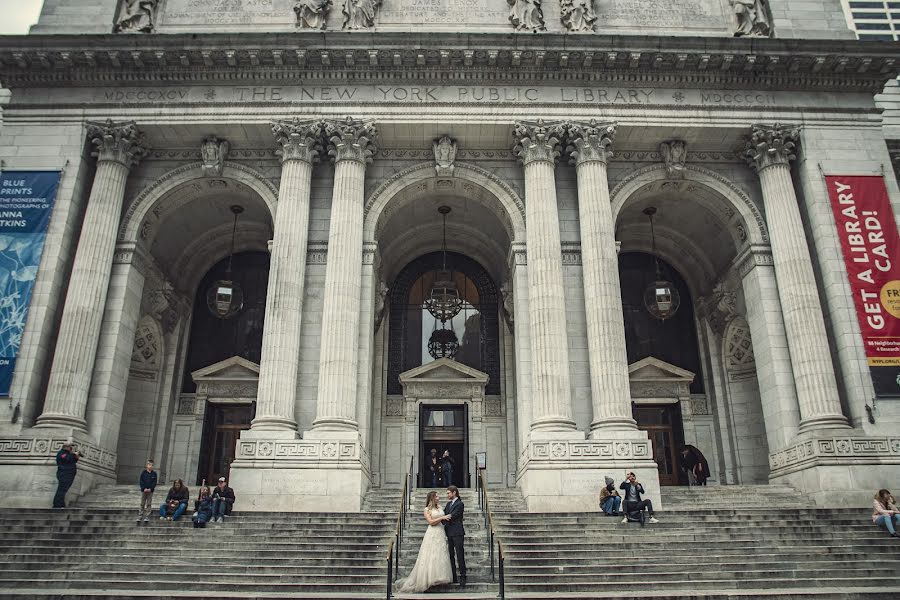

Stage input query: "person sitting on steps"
[
  {"left": 873, "top": 489, "right": 900, "bottom": 539},
  {"left": 159, "top": 479, "right": 189, "bottom": 521},
  {"left": 620, "top": 472, "right": 659, "bottom": 526},
  {"left": 599, "top": 476, "right": 621, "bottom": 516},
  {"left": 193, "top": 486, "right": 213, "bottom": 528},
  {"left": 210, "top": 476, "right": 236, "bottom": 523}
]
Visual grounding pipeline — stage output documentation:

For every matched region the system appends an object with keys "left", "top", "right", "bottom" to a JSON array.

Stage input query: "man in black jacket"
[
  {"left": 53, "top": 442, "right": 80, "bottom": 508},
  {"left": 620, "top": 472, "right": 659, "bottom": 526},
  {"left": 443, "top": 485, "right": 466, "bottom": 587},
  {"left": 137, "top": 460, "right": 157, "bottom": 524},
  {"left": 210, "top": 477, "right": 236, "bottom": 523}
]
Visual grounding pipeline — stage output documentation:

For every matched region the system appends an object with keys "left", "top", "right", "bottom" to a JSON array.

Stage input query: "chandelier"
[
  {"left": 423, "top": 206, "right": 463, "bottom": 322},
  {"left": 206, "top": 205, "right": 245, "bottom": 319},
  {"left": 642, "top": 206, "right": 680, "bottom": 321},
  {"left": 428, "top": 326, "right": 459, "bottom": 359}
]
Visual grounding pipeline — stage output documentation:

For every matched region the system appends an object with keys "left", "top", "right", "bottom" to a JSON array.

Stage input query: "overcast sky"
[{"left": 0, "top": 0, "right": 44, "bottom": 35}]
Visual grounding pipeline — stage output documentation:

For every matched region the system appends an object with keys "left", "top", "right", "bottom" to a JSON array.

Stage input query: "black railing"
[
  {"left": 385, "top": 456, "right": 414, "bottom": 599},
  {"left": 477, "top": 468, "right": 506, "bottom": 599}
]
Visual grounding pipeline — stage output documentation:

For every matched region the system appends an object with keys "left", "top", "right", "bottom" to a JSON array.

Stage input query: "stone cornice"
[{"left": 0, "top": 33, "right": 895, "bottom": 92}]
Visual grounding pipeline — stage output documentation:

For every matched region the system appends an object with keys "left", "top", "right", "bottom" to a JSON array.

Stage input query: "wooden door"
[
  {"left": 200, "top": 403, "right": 254, "bottom": 485},
  {"left": 419, "top": 405, "right": 468, "bottom": 488},
  {"left": 634, "top": 404, "right": 682, "bottom": 486}
]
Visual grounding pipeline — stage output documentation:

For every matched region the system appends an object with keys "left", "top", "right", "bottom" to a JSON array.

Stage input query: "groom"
[{"left": 443, "top": 485, "right": 466, "bottom": 587}]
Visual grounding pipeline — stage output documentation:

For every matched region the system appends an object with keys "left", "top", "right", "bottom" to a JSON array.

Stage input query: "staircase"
[
  {"left": 491, "top": 484, "right": 900, "bottom": 599},
  {"left": 364, "top": 485, "right": 526, "bottom": 598},
  {"left": 0, "top": 484, "right": 396, "bottom": 599}
]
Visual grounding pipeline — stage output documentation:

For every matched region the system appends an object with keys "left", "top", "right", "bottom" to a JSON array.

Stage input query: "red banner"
[{"left": 826, "top": 175, "right": 900, "bottom": 396}]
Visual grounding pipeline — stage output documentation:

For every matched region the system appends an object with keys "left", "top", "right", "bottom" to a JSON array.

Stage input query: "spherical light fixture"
[
  {"left": 642, "top": 207, "right": 680, "bottom": 321},
  {"left": 423, "top": 206, "right": 463, "bottom": 322},
  {"left": 428, "top": 327, "right": 460, "bottom": 359},
  {"left": 206, "top": 205, "right": 245, "bottom": 319}
]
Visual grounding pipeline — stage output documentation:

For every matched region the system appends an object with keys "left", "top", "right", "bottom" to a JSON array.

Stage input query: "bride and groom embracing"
[{"left": 395, "top": 485, "right": 467, "bottom": 593}]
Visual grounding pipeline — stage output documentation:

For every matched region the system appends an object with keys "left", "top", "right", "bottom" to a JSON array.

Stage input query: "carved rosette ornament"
[
  {"left": 324, "top": 117, "right": 378, "bottom": 163},
  {"left": 512, "top": 120, "right": 564, "bottom": 166},
  {"left": 565, "top": 120, "right": 616, "bottom": 166},
  {"left": 295, "top": 0, "right": 332, "bottom": 29},
  {"left": 508, "top": 0, "right": 546, "bottom": 31},
  {"left": 560, "top": 0, "right": 596, "bottom": 32},
  {"left": 200, "top": 135, "right": 230, "bottom": 177},
  {"left": 86, "top": 119, "right": 149, "bottom": 168},
  {"left": 659, "top": 140, "right": 687, "bottom": 178},
  {"left": 115, "top": 0, "right": 158, "bottom": 33},
  {"left": 743, "top": 123, "right": 799, "bottom": 172},
  {"left": 271, "top": 118, "right": 323, "bottom": 164},
  {"left": 342, "top": 0, "right": 382, "bottom": 29}
]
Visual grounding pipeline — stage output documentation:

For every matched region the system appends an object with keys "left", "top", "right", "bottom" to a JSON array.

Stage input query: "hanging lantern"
[
  {"left": 428, "top": 326, "right": 459, "bottom": 359},
  {"left": 642, "top": 207, "right": 681, "bottom": 321},
  {"left": 424, "top": 206, "right": 463, "bottom": 321},
  {"left": 206, "top": 205, "right": 245, "bottom": 319}
]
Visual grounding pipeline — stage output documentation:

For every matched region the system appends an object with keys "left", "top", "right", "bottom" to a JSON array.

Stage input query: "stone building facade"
[{"left": 0, "top": 0, "right": 897, "bottom": 512}]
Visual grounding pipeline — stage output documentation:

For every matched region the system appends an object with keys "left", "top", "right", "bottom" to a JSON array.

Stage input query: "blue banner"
[{"left": 0, "top": 171, "right": 61, "bottom": 396}]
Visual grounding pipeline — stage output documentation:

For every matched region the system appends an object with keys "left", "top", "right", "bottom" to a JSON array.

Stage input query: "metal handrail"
[
  {"left": 385, "top": 456, "right": 414, "bottom": 599},
  {"left": 477, "top": 468, "right": 506, "bottom": 599}
]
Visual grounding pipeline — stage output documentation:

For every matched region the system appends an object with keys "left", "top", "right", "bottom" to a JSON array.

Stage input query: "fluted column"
[
  {"left": 252, "top": 119, "right": 322, "bottom": 434},
  {"left": 744, "top": 124, "right": 849, "bottom": 433},
  {"left": 565, "top": 121, "right": 637, "bottom": 434},
  {"left": 36, "top": 120, "right": 148, "bottom": 431},
  {"left": 512, "top": 121, "right": 576, "bottom": 433},
  {"left": 312, "top": 118, "right": 377, "bottom": 432}
]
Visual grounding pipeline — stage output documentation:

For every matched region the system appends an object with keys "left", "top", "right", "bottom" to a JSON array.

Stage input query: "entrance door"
[
  {"left": 634, "top": 404, "right": 682, "bottom": 486},
  {"left": 198, "top": 403, "right": 254, "bottom": 485},
  {"left": 419, "top": 405, "right": 468, "bottom": 488}
]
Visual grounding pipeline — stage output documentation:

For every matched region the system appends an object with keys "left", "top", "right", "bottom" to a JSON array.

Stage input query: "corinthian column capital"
[
  {"left": 324, "top": 117, "right": 378, "bottom": 164},
  {"left": 744, "top": 123, "right": 800, "bottom": 172},
  {"left": 512, "top": 119, "right": 565, "bottom": 166},
  {"left": 565, "top": 120, "right": 616, "bottom": 166},
  {"left": 271, "top": 118, "right": 323, "bottom": 164},
  {"left": 86, "top": 119, "right": 149, "bottom": 168}
]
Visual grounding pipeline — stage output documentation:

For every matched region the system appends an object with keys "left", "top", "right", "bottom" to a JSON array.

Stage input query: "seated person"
[
  {"left": 210, "top": 477, "right": 236, "bottom": 523},
  {"left": 193, "top": 487, "right": 213, "bottom": 528},
  {"left": 159, "top": 479, "right": 189, "bottom": 521},
  {"left": 599, "top": 476, "right": 621, "bottom": 516},
  {"left": 873, "top": 489, "right": 900, "bottom": 538},
  {"left": 619, "top": 472, "right": 659, "bottom": 526}
]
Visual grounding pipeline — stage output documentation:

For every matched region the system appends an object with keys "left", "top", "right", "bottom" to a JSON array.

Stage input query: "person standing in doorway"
[
  {"left": 136, "top": 460, "right": 157, "bottom": 524},
  {"left": 428, "top": 448, "right": 441, "bottom": 487},
  {"left": 440, "top": 450, "right": 455, "bottom": 487},
  {"left": 52, "top": 441, "right": 80, "bottom": 509}
]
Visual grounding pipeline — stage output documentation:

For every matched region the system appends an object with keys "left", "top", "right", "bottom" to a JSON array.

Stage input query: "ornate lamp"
[
  {"left": 206, "top": 205, "right": 245, "bottom": 319},
  {"left": 642, "top": 206, "right": 681, "bottom": 321},
  {"left": 423, "top": 206, "right": 463, "bottom": 322},
  {"left": 428, "top": 326, "right": 459, "bottom": 359}
]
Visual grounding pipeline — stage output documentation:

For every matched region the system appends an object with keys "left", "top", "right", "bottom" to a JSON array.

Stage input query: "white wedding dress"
[{"left": 394, "top": 507, "right": 453, "bottom": 593}]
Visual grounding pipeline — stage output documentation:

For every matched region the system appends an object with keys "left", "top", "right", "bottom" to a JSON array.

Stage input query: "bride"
[{"left": 394, "top": 491, "right": 453, "bottom": 593}]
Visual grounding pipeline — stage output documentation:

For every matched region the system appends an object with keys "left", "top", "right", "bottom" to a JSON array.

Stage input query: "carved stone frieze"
[
  {"left": 484, "top": 396, "right": 503, "bottom": 417},
  {"left": 0, "top": 436, "right": 117, "bottom": 477},
  {"left": 565, "top": 120, "right": 616, "bottom": 166},
  {"left": 659, "top": 140, "right": 687, "bottom": 178},
  {"left": 770, "top": 436, "right": 900, "bottom": 477},
  {"left": 512, "top": 119, "right": 564, "bottom": 166},
  {"left": 236, "top": 439, "right": 361, "bottom": 462},
  {"left": 271, "top": 118, "right": 323, "bottom": 164},
  {"left": 433, "top": 135, "right": 458, "bottom": 177},
  {"left": 724, "top": 318, "right": 756, "bottom": 378},
  {"left": 735, "top": 246, "right": 775, "bottom": 278},
  {"left": 342, "top": 0, "right": 382, "bottom": 29},
  {"left": 115, "top": 0, "right": 159, "bottom": 34},
  {"left": 508, "top": 0, "right": 545, "bottom": 30},
  {"left": 295, "top": 0, "right": 332, "bottom": 29},
  {"left": 526, "top": 439, "right": 652, "bottom": 462},
  {"left": 86, "top": 119, "right": 149, "bottom": 168},
  {"left": 560, "top": 0, "right": 596, "bottom": 32},
  {"left": 200, "top": 135, "right": 230, "bottom": 177},
  {"left": 324, "top": 117, "right": 378, "bottom": 163},
  {"left": 743, "top": 123, "right": 800, "bottom": 172},
  {"left": 385, "top": 396, "right": 404, "bottom": 416},
  {"left": 731, "top": 0, "right": 772, "bottom": 38}
]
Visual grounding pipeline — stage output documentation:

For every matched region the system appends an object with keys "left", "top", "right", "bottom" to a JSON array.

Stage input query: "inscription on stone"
[
  {"left": 379, "top": 0, "right": 507, "bottom": 26},
  {"left": 163, "top": 0, "right": 294, "bottom": 27},
  {"left": 596, "top": 0, "right": 728, "bottom": 32}
]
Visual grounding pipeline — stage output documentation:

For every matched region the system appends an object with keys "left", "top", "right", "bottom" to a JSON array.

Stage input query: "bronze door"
[
  {"left": 199, "top": 403, "right": 254, "bottom": 485},
  {"left": 419, "top": 405, "right": 468, "bottom": 488}
]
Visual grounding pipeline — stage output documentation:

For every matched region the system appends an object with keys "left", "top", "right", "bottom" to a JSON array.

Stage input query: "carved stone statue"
[
  {"left": 200, "top": 135, "right": 230, "bottom": 177},
  {"left": 500, "top": 281, "right": 514, "bottom": 330},
  {"left": 295, "top": 0, "right": 332, "bottom": 29},
  {"left": 560, "top": 0, "right": 596, "bottom": 32},
  {"left": 731, "top": 0, "right": 771, "bottom": 37},
  {"left": 659, "top": 140, "right": 687, "bottom": 178},
  {"left": 115, "top": 0, "right": 158, "bottom": 33},
  {"left": 705, "top": 280, "right": 738, "bottom": 336},
  {"left": 433, "top": 135, "right": 458, "bottom": 177},
  {"left": 508, "top": 0, "right": 545, "bottom": 31},
  {"left": 342, "top": 0, "right": 382, "bottom": 29},
  {"left": 374, "top": 282, "right": 389, "bottom": 330}
]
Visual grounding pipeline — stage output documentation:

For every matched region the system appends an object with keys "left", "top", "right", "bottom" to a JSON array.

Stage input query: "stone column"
[
  {"left": 312, "top": 118, "right": 378, "bottom": 432},
  {"left": 251, "top": 119, "right": 321, "bottom": 435},
  {"left": 744, "top": 124, "right": 849, "bottom": 433},
  {"left": 566, "top": 121, "right": 636, "bottom": 434},
  {"left": 512, "top": 121, "right": 576, "bottom": 434},
  {"left": 35, "top": 120, "right": 148, "bottom": 432}
]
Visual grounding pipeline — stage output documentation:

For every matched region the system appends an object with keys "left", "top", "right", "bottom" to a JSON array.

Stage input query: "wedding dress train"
[{"left": 394, "top": 507, "right": 453, "bottom": 593}]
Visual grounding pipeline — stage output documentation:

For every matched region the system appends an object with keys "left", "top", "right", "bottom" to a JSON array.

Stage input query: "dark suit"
[{"left": 444, "top": 498, "right": 466, "bottom": 581}]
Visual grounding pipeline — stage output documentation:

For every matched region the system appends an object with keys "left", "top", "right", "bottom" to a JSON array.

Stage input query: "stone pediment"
[
  {"left": 191, "top": 356, "right": 260, "bottom": 383},
  {"left": 628, "top": 356, "right": 695, "bottom": 384},
  {"left": 399, "top": 358, "right": 489, "bottom": 384}
]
